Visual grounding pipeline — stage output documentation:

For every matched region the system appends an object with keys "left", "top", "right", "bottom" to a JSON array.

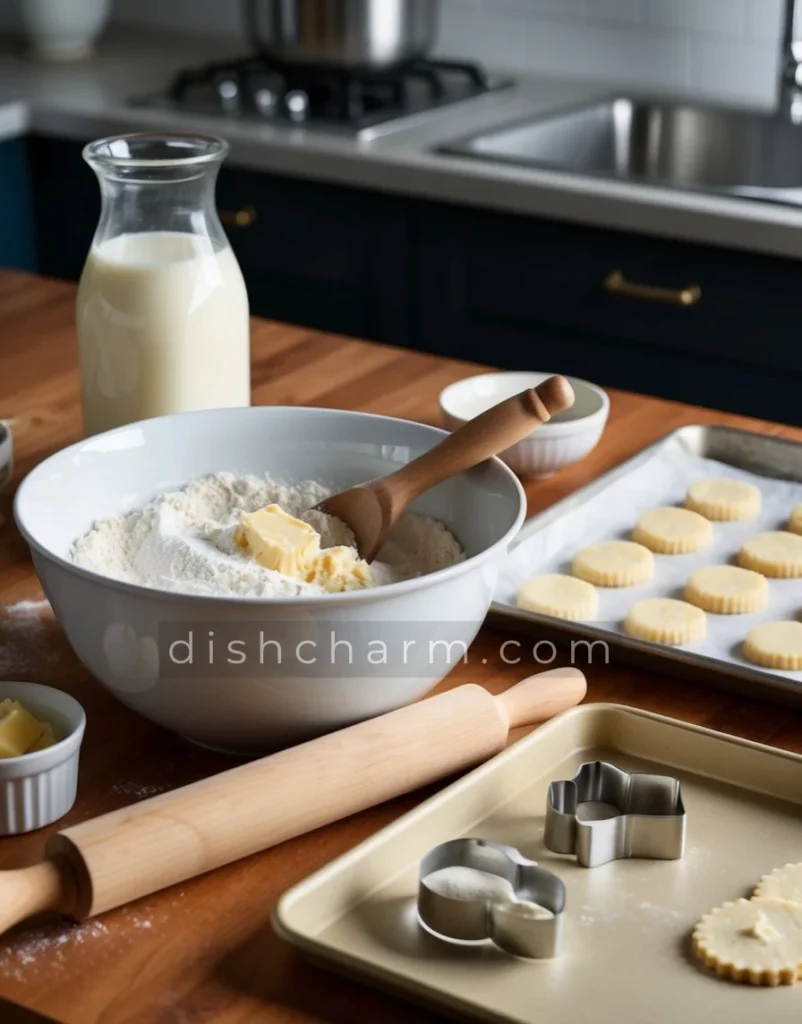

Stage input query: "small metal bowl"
[{"left": 0, "top": 682, "right": 86, "bottom": 834}]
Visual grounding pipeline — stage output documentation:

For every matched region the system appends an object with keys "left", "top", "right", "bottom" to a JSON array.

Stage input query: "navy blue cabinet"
[
  {"left": 29, "top": 135, "right": 97, "bottom": 281},
  {"left": 0, "top": 138, "right": 36, "bottom": 272},
  {"left": 215, "top": 165, "right": 409, "bottom": 343},
  {"left": 410, "top": 200, "right": 802, "bottom": 425}
]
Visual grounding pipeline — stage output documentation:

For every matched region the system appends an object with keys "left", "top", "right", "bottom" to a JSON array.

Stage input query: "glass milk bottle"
[{"left": 76, "top": 134, "right": 250, "bottom": 436}]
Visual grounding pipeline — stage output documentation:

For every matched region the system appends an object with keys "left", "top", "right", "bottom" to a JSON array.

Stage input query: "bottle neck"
[{"left": 88, "top": 160, "right": 228, "bottom": 253}]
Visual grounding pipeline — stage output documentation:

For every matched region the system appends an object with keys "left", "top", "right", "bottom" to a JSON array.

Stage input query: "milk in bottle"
[{"left": 76, "top": 135, "right": 250, "bottom": 436}]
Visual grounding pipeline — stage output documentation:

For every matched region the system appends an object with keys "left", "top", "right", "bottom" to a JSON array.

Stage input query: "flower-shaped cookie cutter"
[
  {"left": 417, "top": 838, "right": 565, "bottom": 959},
  {"left": 544, "top": 761, "right": 686, "bottom": 868}
]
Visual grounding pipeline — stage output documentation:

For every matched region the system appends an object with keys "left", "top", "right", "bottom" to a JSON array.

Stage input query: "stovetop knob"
[
  {"left": 217, "top": 78, "right": 240, "bottom": 111},
  {"left": 254, "top": 87, "right": 278, "bottom": 115},
  {"left": 285, "top": 89, "right": 310, "bottom": 122}
]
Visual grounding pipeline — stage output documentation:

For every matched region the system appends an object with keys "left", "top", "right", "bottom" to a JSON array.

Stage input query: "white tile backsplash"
[
  {"left": 645, "top": 0, "right": 748, "bottom": 36},
  {"left": 113, "top": 0, "right": 243, "bottom": 36},
  {"left": 747, "top": 0, "right": 787, "bottom": 41},
  {"left": 687, "top": 33, "right": 781, "bottom": 104},
  {"left": 592, "top": 0, "right": 647, "bottom": 27},
  {"left": 523, "top": 17, "right": 691, "bottom": 90},
  {"left": 112, "top": 0, "right": 787, "bottom": 108}
]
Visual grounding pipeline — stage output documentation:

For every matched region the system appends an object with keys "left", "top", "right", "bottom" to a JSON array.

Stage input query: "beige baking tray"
[{"left": 274, "top": 705, "right": 802, "bottom": 1024}]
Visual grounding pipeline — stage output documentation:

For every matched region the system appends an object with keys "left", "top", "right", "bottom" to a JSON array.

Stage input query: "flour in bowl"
[{"left": 70, "top": 472, "right": 463, "bottom": 598}]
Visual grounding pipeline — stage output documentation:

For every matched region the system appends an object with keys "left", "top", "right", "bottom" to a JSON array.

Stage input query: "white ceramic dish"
[
  {"left": 0, "top": 681, "right": 85, "bottom": 834},
  {"left": 439, "top": 371, "right": 609, "bottom": 478},
  {"left": 14, "top": 407, "right": 525, "bottom": 754},
  {"left": 0, "top": 422, "right": 12, "bottom": 492}
]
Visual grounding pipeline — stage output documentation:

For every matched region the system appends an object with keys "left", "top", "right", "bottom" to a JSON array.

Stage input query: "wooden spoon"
[{"left": 318, "top": 375, "right": 575, "bottom": 561}]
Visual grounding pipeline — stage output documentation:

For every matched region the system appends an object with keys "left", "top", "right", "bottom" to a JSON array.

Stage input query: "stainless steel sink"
[{"left": 439, "top": 97, "right": 802, "bottom": 204}]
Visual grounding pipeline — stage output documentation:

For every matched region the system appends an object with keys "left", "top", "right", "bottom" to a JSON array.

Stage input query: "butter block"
[
  {"left": 236, "top": 504, "right": 321, "bottom": 578},
  {"left": 0, "top": 700, "right": 44, "bottom": 758},
  {"left": 29, "top": 722, "right": 58, "bottom": 752},
  {"left": 308, "top": 545, "right": 374, "bottom": 593},
  {"left": 236, "top": 503, "right": 374, "bottom": 592}
]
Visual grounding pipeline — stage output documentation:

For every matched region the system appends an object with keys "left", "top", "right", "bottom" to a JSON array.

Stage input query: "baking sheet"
[
  {"left": 274, "top": 705, "right": 802, "bottom": 1024},
  {"left": 494, "top": 427, "right": 802, "bottom": 688}
]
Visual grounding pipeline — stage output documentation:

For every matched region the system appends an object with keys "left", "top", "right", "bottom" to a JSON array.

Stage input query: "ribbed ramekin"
[
  {"left": 440, "top": 371, "right": 609, "bottom": 479},
  {"left": 0, "top": 681, "right": 85, "bottom": 834}
]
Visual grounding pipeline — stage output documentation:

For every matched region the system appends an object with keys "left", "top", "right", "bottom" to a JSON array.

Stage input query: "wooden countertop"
[{"left": 1, "top": 269, "right": 802, "bottom": 1024}]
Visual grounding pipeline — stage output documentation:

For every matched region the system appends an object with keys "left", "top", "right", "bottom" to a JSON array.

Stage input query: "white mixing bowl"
[{"left": 15, "top": 407, "right": 525, "bottom": 753}]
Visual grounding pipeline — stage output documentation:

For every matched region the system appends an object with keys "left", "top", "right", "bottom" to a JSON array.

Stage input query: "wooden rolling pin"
[{"left": 0, "top": 667, "right": 586, "bottom": 935}]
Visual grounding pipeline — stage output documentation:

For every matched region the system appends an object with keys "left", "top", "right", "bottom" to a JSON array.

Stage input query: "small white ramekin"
[
  {"left": 439, "top": 371, "right": 610, "bottom": 479},
  {"left": 0, "top": 422, "right": 12, "bottom": 492},
  {"left": 0, "top": 682, "right": 86, "bottom": 834}
]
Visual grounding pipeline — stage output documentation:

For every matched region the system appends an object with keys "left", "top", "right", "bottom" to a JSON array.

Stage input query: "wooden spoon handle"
[{"left": 385, "top": 376, "right": 575, "bottom": 505}]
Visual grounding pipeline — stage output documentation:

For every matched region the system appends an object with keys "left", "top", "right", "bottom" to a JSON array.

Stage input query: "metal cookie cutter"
[
  {"left": 544, "top": 761, "right": 686, "bottom": 869},
  {"left": 418, "top": 838, "right": 565, "bottom": 959}
]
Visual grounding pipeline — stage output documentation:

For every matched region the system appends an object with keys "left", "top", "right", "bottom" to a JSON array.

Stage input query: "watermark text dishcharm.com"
[{"left": 158, "top": 622, "right": 610, "bottom": 680}]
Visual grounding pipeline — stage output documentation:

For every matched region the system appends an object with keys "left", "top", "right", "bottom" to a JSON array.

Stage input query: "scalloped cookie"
[
  {"left": 739, "top": 531, "right": 802, "bottom": 578},
  {"left": 624, "top": 597, "right": 706, "bottom": 646},
  {"left": 754, "top": 863, "right": 802, "bottom": 905},
  {"left": 691, "top": 897, "right": 802, "bottom": 986},
  {"left": 685, "top": 477, "right": 761, "bottom": 521},
  {"left": 743, "top": 621, "right": 802, "bottom": 670},
  {"left": 516, "top": 574, "right": 598, "bottom": 621},
  {"left": 789, "top": 505, "right": 802, "bottom": 535},
  {"left": 632, "top": 507, "right": 712, "bottom": 555},
  {"left": 572, "top": 540, "right": 654, "bottom": 588},
  {"left": 684, "top": 565, "right": 767, "bottom": 615}
]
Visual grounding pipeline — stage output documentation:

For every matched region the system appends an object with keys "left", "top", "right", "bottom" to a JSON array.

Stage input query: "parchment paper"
[{"left": 495, "top": 433, "right": 802, "bottom": 680}]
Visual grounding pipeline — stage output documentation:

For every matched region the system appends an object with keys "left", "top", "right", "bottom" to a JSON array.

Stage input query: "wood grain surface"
[{"left": 1, "top": 269, "right": 802, "bottom": 1024}]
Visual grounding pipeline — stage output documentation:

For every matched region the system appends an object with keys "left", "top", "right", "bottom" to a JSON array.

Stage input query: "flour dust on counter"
[
  {"left": 0, "top": 920, "right": 110, "bottom": 982},
  {"left": 0, "top": 599, "right": 58, "bottom": 676}
]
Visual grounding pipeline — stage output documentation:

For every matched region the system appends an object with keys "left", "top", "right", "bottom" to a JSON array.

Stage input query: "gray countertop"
[{"left": 3, "top": 27, "right": 802, "bottom": 260}]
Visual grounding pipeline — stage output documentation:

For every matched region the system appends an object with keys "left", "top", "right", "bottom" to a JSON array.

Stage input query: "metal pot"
[{"left": 244, "top": 0, "right": 440, "bottom": 70}]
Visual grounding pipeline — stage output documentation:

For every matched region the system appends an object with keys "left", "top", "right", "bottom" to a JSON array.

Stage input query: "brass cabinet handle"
[
  {"left": 219, "top": 204, "right": 256, "bottom": 228},
  {"left": 603, "top": 269, "right": 701, "bottom": 307}
]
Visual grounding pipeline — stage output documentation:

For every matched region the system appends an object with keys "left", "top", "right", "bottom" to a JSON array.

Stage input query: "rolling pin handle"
[
  {"left": 0, "top": 857, "right": 79, "bottom": 935},
  {"left": 494, "top": 667, "right": 587, "bottom": 730}
]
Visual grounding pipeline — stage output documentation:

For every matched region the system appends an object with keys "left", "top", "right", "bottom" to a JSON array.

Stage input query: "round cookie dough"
[
  {"left": 738, "top": 531, "right": 802, "bottom": 578},
  {"left": 755, "top": 864, "right": 802, "bottom": 905},
  {"left": 516, "top": 574, "right": 598, "bottom": 621},
  {"left": 743, "top": 621, "right": 802, "bottom": 670},
  {"left": 624, "top": 597, "right": 706, "bottom": 646},
  {"left": 789, "top": 505, "right": 802, "bottom": 536},
  {"left": 572, "top": 541, "right": 654, "bottom": 588},
  {"left": 632, "top": 506, "right": 713, "bottom": 555},
  {"left": 691, "top": 897, "right": 802, "bottom": 986},
  {"left": 685, "top": 477, "right": 761, "bottom": 522},
  {"left": 684, "top": 565, "right": 768, "bottom": 615}
]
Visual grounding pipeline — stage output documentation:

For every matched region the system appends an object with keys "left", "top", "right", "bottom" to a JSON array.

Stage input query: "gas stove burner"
[{"left": 133, "top": 54, "right": 514, "bottom": 138}]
